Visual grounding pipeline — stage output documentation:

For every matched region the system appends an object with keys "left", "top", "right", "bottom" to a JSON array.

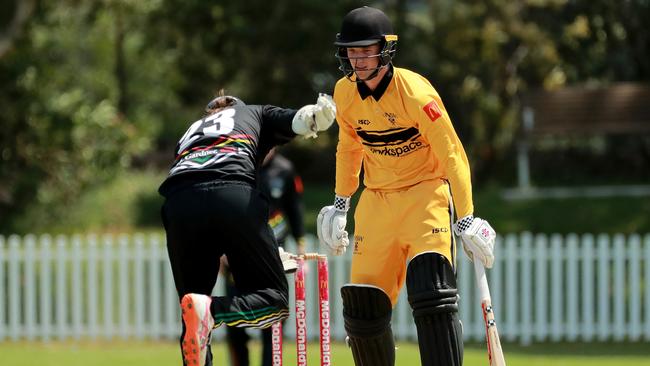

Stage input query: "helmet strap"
[{"left": 349, "top": 64, "right": 386, "bottom": 83}]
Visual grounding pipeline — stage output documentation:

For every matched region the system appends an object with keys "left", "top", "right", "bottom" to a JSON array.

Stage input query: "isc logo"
[
  {"left": 432, "top": 227, "right": 449, "bottom": 234},
  {"left": 357, "top": 119, "right": 371, "bottom": 125}
]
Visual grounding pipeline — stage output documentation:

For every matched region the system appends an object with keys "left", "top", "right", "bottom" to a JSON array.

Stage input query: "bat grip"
[{"left": 473, "top": 260, "right": 492, "bottom": 303}]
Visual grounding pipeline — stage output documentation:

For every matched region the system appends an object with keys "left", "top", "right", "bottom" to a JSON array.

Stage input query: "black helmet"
[
  {"left": 205, "top": 95, "right": 245, "bottom": 112},
  {"left": 334, "top": 7, "right": 398, "bottom": 82}
]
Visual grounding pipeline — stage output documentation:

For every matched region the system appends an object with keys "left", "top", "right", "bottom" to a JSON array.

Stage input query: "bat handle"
[{"left": 473, "top": 260, "right": 491, "bottom": 303}]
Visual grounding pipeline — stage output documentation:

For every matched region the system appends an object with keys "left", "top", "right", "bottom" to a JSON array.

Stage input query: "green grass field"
[{"left": 2, "top": 340, "right": 649, "bottom": 366}]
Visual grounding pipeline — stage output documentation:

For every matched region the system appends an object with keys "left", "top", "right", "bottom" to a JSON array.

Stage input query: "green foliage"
[
  {"left": 144, "top": 1, "right": 364, "bottom": 106},
  {"left": 1, "top": 5, "right": 137, "bottom": 232},
  {"left": 396, "top": 0, "right": 650, "bottom": 182},
  {"left": 0, "top": 1, "right": 171, "bottom": 233},
  {"left": 10, "top": 170, "right": 166, "bottom": 234},
  {"left": 31, "top": 170, "right": 648, "bottom": 235},
  {"left": 1, "top": 0, "right": 649, "bottom": 233},
  {"left": 476, "top": 186, "right": 650, "bottom": 234}
]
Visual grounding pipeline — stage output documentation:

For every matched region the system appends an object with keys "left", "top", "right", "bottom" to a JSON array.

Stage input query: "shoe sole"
[{"left": 181, "top": 294, "right": 214, "bottom": 366}]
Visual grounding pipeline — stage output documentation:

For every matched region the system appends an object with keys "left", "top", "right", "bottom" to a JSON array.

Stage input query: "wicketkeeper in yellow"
[{"left": 317, "top": 7, "right": 497, "bottom": 366}]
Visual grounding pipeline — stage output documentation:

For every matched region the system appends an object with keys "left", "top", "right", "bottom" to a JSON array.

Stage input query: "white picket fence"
[{"left": 0, "top": 232, "right": 649, "bottom": 345}]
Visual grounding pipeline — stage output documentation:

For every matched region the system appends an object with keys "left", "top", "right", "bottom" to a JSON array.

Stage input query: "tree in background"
[
  {"left": 1, "top": 0, "right": 648, "bottom": 233},
  {"left": 144, "top": 0, "right": 364, "bottom": 147},
  {"left": 395, "top": 0, "right": 650, "bottom": 183},
  {"left": 0, "top": 0, "right": 168, "bottom": 233}
]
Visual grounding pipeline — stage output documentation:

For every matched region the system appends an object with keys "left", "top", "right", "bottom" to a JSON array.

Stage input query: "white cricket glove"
[
  {"left": 453, "top": 215, "right": 496, "bottom": 268},
  {"left": 316, "top": 195, "right": 350, "bottom": 256},
  {"left": 291, "top": 93, "right": 336, "bottom": 138}
]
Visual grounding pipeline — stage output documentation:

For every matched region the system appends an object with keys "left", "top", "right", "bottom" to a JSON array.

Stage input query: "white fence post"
[
  {"left": 87, "top": 234, "right": 99, "bottom": 340},
  {"left": 118, "top": 235, "right": 130, "bottom": 340},
  {"left": 8, "top": 235, "right": 21, "bottom": 341},
  {"left": 134, "top": 234, "right": 146, "bottom": 340},
  {"left": 504, "top": 234, "right": 518, "bottom": 341},
  {"left": 581, "top": 234, "right": 594, "bottom": 341},
  {"left": 597, "top": 234, "right": 610, "bottom": 341},
  {"left": 148, "top": 234, "right": 163, "bottom": 340},
  {"left": 55, "top": 235, "right": 68, "bottom": 340},
  {"left": 550, "top": 234, "right": 563, "bottom": 341},
  {"left": 629, "top": 234, "right": 641, "bottom": 341},
  {"left": 71, "top": 235, "right": 83, "bottom": 340},
  {"left": 520, "top": 232, "right": 533, "bottom": 345},
  {"left": 102, "top": 234, "right": 114, "bottom": 339},
  {"left": 534, "top": 233, "right": 548, "bottom": 341},
  {"left": 613, "top": 234, "right": 626, "bottom": 341},
  {"left": 24, "top": 235, "right": 36, "bottom": 341},
  {"left": 39, "top": 235, "right": 53, "bottom": 341},
  {"left": 566, "top": 233, "right": 579, "bottom": 341}
]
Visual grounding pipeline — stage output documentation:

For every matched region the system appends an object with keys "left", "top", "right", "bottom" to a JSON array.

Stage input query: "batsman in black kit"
[
  {"left": 159, "top": 91, "right": 336, "bottom": 366},
  {"left": 224, "top": 149, "right": 307, "bottom": 366}
]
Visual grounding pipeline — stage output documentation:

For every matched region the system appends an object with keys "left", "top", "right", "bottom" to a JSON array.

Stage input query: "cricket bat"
[{"left": 473, "top": 260, "right": 507, "bottom": 366}]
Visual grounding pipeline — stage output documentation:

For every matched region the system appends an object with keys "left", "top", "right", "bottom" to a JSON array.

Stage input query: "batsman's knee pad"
[
  {"left": 341, "top": 285, "right": 395, "bottom": 366},
  {"left": 406, "top": 252, "right": 463, "bottom": 366}
]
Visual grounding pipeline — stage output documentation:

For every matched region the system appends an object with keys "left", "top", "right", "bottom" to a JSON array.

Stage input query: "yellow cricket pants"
[{"left": 350, "top": 179, "right": 456, "bottom": 305}]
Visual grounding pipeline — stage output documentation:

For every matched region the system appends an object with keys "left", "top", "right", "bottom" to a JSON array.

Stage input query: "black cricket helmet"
[{"left": 334, "top": 6, "right": 398, "bottom": 81}]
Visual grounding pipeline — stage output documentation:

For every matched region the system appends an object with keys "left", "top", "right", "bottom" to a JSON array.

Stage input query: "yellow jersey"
[{"left": 333, "top": 66, "right": 474, "bottom": 217}]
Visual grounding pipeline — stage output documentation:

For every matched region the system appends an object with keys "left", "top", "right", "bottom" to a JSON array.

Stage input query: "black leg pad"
[
  {"left": 406, "top": 252, "right": 463, "bottom": 366},
  {"left": 341, "top": 285, "right": 395, "bottom": 366}
]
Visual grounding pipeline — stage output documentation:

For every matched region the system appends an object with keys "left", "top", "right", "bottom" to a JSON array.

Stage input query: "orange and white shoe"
[{"left": 181, "top": 294, "right": 215, "bottom": 366}]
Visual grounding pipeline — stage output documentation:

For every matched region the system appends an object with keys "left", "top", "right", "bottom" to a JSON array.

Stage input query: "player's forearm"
[
  {"left": 439, "top": 136, "right": 474, "bottom": 217},
  {"left": 334, "top": 148, "right": 362, "bottom": 197},
  {"left": 421, "top": 119, "right": 474, "bottom": 217},
  {"left": 448, "top": 171, "right": 474, "bottom": 218},
  {"left": 334, "top": 116, "right": 364, "bottom": 196},
  {"left": 447, "top": 136, "right": 474, "bottom": 217}
]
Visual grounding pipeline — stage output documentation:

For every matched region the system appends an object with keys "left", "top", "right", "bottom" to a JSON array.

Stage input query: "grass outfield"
[{"left": 1, "top": 341, "right": 649, "bottom": 366}]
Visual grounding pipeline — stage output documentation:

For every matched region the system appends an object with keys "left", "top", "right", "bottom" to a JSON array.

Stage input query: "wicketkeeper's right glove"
[{"left": 453, "top": 215, "right": 496, "bottom": 268}]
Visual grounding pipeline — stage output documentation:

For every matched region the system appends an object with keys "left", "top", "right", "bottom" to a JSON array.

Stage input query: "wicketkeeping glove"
[
  {"left": 316, "top": 195, "right": 350, "bottom": 256},
  {"left": 292, "top": 93, "right": 336, "bottom": 138},
  {"left": 453, "top": 215, "right": 496, "bottom": 268}
]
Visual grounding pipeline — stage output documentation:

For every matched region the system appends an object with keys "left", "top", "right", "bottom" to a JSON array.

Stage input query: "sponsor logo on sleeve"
[{"left": 423, "top": 100, "right": 442, "bottom": 122}]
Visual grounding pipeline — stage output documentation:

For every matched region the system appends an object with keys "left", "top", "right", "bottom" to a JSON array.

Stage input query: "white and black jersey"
[{"left": 159, "top": 104, "right": 297, "bottom": 197}]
